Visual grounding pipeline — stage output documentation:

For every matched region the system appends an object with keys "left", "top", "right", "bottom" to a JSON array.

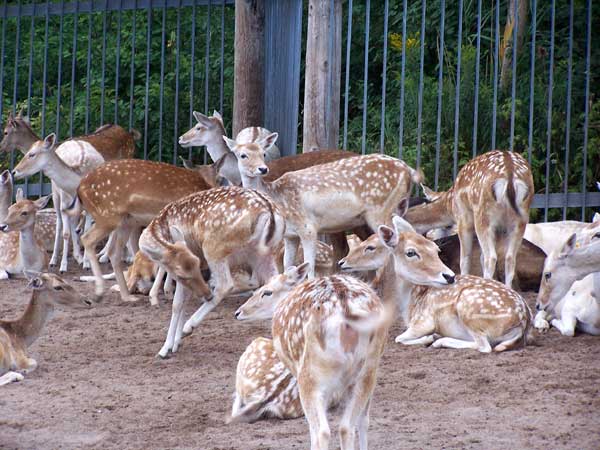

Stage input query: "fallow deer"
[
  {"left": 0, "top": 272, "right": 92, "bottom": 386},
  {"left": 235, "top": 262, "right": 390, "bottom": 450},
  {"left": 0, "top": 192, "right": 51, "bottom": 275},
  {"left": 339, "top": 216, "right": 532, "bottom": 352},
  {"left": 225, "top": 134, "right": 422, "bottom": 279},
  {"left": 404, "top": 150, "right": 534, "bottom": 288},
  {"left": 139, "top": 186, "right": 285, "bottom": 358},
  {"left": 65, "top": 158, "right": 220, "bottom": 303},
  {"left": 229, "top": 336, "right": 302, "bottom": 424}
]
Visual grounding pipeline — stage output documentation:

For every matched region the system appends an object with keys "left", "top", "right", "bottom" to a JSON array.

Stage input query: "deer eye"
[
  {"left": 594, "top": 232, "right": 600, "bottom": 239},
  {"left": 365, "top": 245, "right": 376, "bottom": 252},
  {"left": 262, "top": 290, "right": 273, "bottom": 297},
  {"left": 3, "top": 131, "right": 7, "bottom": 135},
  {"left": 406, "top": 249, "right": 418, "bottom": 258},
  {"left": 544, "top": 272, "right": 552, "bottom": 281},
  {"left": 53, "top": 285, "right": 63, "bottom": 291},
  {"left": 20, "top": 211, "right": 28, "bottom": 216},
  {"left": 240, "top": 153, "right": 248, "bottom": 159}
]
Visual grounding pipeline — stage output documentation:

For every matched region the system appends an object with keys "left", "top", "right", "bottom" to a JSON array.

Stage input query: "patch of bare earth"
[{"left": 1, "top": 261, "right": 599, "bottom": 449}]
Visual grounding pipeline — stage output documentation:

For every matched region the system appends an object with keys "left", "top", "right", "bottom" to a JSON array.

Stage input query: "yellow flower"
[{"left": 389, "top": 33, "right": 420, "bottom": 52}]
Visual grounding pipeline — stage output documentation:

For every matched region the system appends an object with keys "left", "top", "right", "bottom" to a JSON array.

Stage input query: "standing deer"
[
  {"left": 0, "top": 272, "right": 92, "bottom": 386},
  {"left": 405, "top": 150, "right": 534, "bottom": 288},
  {"left": 139, "top": 186, "right": 285, "bottom": 358},
  {"left": 224, "top": 134, "right": 421, "bottom": 279},
  {"left": 339, "top": 216, "right": 532, "bottom": 352},
  {"left": 235, "top": 263, "right": 390, "bottom": 450}
]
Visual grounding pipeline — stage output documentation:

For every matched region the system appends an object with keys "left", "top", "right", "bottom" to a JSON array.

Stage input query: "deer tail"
[
  {"left": 129, "top": 128, "right": 142, "bottom": 141},
  {"left": 494, "top": 152, "right": 521, "bottom": 217},
  {"left": 227, "top": 395, "right": 268, "bottom": 425}
]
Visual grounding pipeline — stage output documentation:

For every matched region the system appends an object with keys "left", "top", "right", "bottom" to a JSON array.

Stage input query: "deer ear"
[
  {"left": 169, "top": 225, "right": 185, "bottom": 243},
  {"left": 193, "top": 111, "right": 213, "bottom": 128},
  {"left": 392, "top": 215, "right": 415, "bottom": 234},
  {"left": 222, "top": 136, "right": 237, "bottom": 152},
  {"left": 25, "top": 271, "right": 44, "bottom": 290},
  {"left": 43, "top": 133, "right": 57, "bottom": 149},
  {"left": 0, "top": 170, "right": 10, "bottom": 184},
  {"left": 559, "top": 233, "right": 577, "bottom": 258},
  {"left": 179, "top": 156, "right": 194, "bottom": 169},
  {"left": 378, "top": 225, "right": 398, "bottom": 249},
  {"left": 592, "top": 212, "right": 600, "bottom": 223},
  {"left": 397, "top": 198, "right": 410, "bottom": 217},
  {"left": 285, "top": 262, "right": 310, "bottom": 286},
  {"left": 212, "top": 110, "right": 223, "bottom": 125},
  {"left": 34, "top": 195, "right": 51, "bottom": 210},
  {"left": 15, "top": 188, "right": 24, "bottom": 202},
  {"left": 257, "top": 132, "right": 278, "bottom": 152}
]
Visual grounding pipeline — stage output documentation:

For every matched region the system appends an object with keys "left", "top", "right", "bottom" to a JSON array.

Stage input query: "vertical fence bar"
[
  {"left": 509, "top": 0, "right": 518, "bottom": 151},
  {"left": 415, "top": 0, "right": 426, "bottom": 168},
  {"left": 378, "top": 0, "right": 389, "bottom": 153},
  {"left": 100, "top": 0, "right": 108, "bottom": 124},
  {"left": 115, "top": 0, "right": 123, "bottom": 123},
  {"left": 580, "top": 0, "right": 592, "bottom": 220},
  {"left": 342, "top": 0, "right": 353, "bottom": 150},
  {"left": 9, "top": 0, "right": 21, "bottom": 173},
  {"left": 472, "top": 0, "right": 481, "bottom": 156},
  {"left": 56, "top": 0, "right": 65, "bottom": 137},
  {"left": 491, "top": 0, "right": 499, "bottom": 149},
  {"left": 0, "top": 1, "right": 7, "bottom": 126},
  {"left": 544, "top": 0, "right": 556, "bottom": 221},
  {"left": 562, "top": 0, "right": 574, "bottom": 220},
  {"left": 26, "top": 7, "right": 34, "bottom": 115},
  {"left": 452, "top": 0, "right": 463, "bottom": 178},
  {"left": 527, "top": 0, "right": 537, "bottom": 164},
  {"left": 204, "top": 0, "right": 212, "bottom": 163},
  {"left": 85, "top": 9, "right": 93, "bottom": 133},
  {"left": 40, "top": 1, "right": 50, "bottom": 195},
  {"left": 69, "top": 1, "right": 79, "bottom": 137},
  {"left": 398, "top": 0, "right": 407, "bottom": 158},
  {"left": 143, "top": 4, "right": 152, "bottom": 159},
  {"left": 219, "top": 0, "right": 225, "bottom": 114},
  {"left": 128, "top": 0, "right": 137, "bottom": 132},
  {"left": 325, "top": 0, "right": 334, "bottom": 145},
  {"left": 188, "top": 0, "right": 197, "bottom": 160},
  {"left": 434, "top": 0, "right": 445, "bottom": 190},
  {"left": 158, "top": 0, "right": 167, "bottom": 161},
  {"left": 360, "top": 0, "right": 370, "bottom": 155},
  {"left": 173, "top": 0, "right": 182, "bottom": 165}
]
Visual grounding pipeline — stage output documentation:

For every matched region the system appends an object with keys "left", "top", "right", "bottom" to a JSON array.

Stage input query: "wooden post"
[
  {"left": 233, "top": 0, "right": 265, "bottom": 137},
  {"left": 302, "top": 0, "right": 342, "bottom": 153}
]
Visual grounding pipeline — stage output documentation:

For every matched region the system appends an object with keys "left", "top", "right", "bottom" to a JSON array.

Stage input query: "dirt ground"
[{"left": 0, "top": 261, "right": 599, "bottom": 450}]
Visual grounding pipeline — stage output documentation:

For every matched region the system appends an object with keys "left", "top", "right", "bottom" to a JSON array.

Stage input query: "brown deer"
[
  {"left": 225, "top": 134, "right": 421, "bottom": 279},
  {"left": 405, "top": 150, "right": 534, "bottom": 288},
  {"left": 65, "top": 158, "right": 220, "bottom": 303},
  {"left": 0, "top": 272, "right": 92, "bottom": 386},
  {"left": 339, "top": 216, "right": 532, "bottom": 352},
  {"left": 139, "top": 186, "right": 285, "bottom": 358},
  {"left": 235, "top": 262, "right": 391, "bottom": 450},
  {"left": 229, "top": 336, "right": 303, "bottom": 423}
]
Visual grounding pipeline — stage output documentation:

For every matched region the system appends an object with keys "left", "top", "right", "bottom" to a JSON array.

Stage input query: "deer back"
[
  {"left": 77, "top": 124, "right": 139, "bottom": 160},
  {"left": 263, "top": 149, "right": 356, "bottom": 182}
]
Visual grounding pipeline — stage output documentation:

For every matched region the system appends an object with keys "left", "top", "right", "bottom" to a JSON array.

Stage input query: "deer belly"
[
  {"left": 435, "top": 315, "right": 472, "bottom": 341},
  {"left": 302, "top": 192, "right": 364, "bottom": 232}
]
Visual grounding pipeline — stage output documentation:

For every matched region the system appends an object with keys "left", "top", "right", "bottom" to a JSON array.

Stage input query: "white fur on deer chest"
[
  {"left": 56, "top": 140, "right": 105, "bottom": 174},
  {"left": 0, "top": 232, "right": 20, "bottom": 272}
]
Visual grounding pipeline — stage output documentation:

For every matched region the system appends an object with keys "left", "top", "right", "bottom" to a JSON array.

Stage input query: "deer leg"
[
  {"left": 148, "top": 266, "right": 166, "bottom": 306},
  {"left": 299, "top": 230, "right": 318, "bottom": 279},
  {"left": 0, "top": 270, "right": 8, "bottom": 280},
  {"left": 394, "top": 323, "right": 436, "bottom": 346},
  {"left": 110, "top": 226, "right": 138, "bottom": 303},
  {"left": 81, "top": 213, "right": 93, "bottom": 269},
  {"left": 81, "top": 224, "right": 113, "bottom": 301},
  {"left": 127, "top": 227, "right": 141, "bottom": 264},
  {"left": 49, "top": 188, "right": 62, "bottom": 267},
  {"left": 157, "top": 282, "right": 188, "bottom": 358},
  {"left": 551, "top": 314, "right": 577, "bottom": 337},
  {"left": 534, "top": 310, "right": 550, "bottom": 332},
  {"left": 474, "top": 215, "right": 496, "bottom": 280},
  {"left": 298, "top": 372, "right": 330, "bottom": 450},
  {"left": 432, "top": 332, "right": 492, "bottom": 353},
  {"left": 457, "top": 222, "right": 474, "bottom": 276},
  {"left": 283, "top": 236, "right": 299, "bottom": 270},
  {"left": 164, "top": 272, "right": 175, "bottom": 298},
  {"left": 503, "top": 222, "right": 525, "bottom": 289},
  {"left": 339, "top": 368, "right": 377, "bottom": 450},
  {"left": 0, "top": 371, "right": 24, "bottom": 386},
  {"left": 98, "top": 232, "right": 114, "bottom": 264},
  {"left": 323, "top": 232, "right": 348, "bottom": 274},
  {"left": 59, "top": 210, "right": 72, "bottom": 273},
  {"left": 356, "top": 398, "right": 371, "bottom": 450}
]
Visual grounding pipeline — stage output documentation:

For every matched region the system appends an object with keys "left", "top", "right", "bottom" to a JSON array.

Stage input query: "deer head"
[
  {"left": 234, "top": 262, "right": 310, "bottom": 321},
  {"left": 338, "top": 234, "right": 388, "bottom": 272},
  {"left": 178, "top": 111, "right": 226, "bottom": 148},
  {"left": 12, "top": 133, "right": 57, "bottom": 179},
  {"left": 25, "top": 271, "right": 92, "bottom": 308},
  {"left": 1, "top": 109, "right": 31, "bottom": 153},
  {"left": 0, "top": 194, "right": 50, "bottom": 232},
  {"left": 223, "top": 132, "right": 278, "bottom": 181}
]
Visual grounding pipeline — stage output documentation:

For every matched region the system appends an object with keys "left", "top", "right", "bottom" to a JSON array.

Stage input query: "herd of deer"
[{"left": 1, "top": 109, "right": 599, "bottom": 449}]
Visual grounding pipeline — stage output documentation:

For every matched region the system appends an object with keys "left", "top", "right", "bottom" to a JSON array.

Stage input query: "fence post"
[
  {"left": 232, "top": 0, "right": 265, "bottom": 137},
  {"left": 302, "top": 0, "right": 342, "bottom": 153}
]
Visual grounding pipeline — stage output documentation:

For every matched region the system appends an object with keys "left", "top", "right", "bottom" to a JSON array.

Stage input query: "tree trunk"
[{"left": 500, "top": 0, "right": 528, "bottom": 92}]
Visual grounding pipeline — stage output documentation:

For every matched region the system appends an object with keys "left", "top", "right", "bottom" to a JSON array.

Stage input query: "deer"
[
  {"left": 64, "top": 158, "right": 221, "bottom": 304},
  {"left": 404, "top": 150, "right": 534, "bottom": 289},
  {"left": 0, "top": 271, "right": 92, "bottom": 386},
  {"left": 224, "top": 133, "right": 422, "bottom": 280},
  {"left": 338, "top": 216, "right": 532, "bottom": 353},
  {"left": 235, "top": 262, "right": 391, "bottom": 450},
  {"left": 535, "top": 226, "right": 600, "bottom": 336},
  {"left": 229, "top": 336, "right": 303, "bottom": 424},
  {"left": 0, "top": 192, "right": 51, "bottom": 276},
  {"left": 139, "top": 186, "right": 285, "bottom": 358}
]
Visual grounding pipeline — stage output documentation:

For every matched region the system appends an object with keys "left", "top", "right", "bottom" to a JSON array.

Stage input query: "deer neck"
[
  {"left": 13, "top": 291, "right": 54, "bottom": 347},
  {"left": 405, "top": 190, "right": 455, "bottom": 235},
  {"left": 206, "top": 129, "right": 241, "bottom": 186},
  {"left": 19, "top": 223, "right": 43, "bottom": 270},
  {"left": 379, "top": 256, "right": 415, "bottom": 325},
  {"left": 42, "top": 153, "right": 81, "bottom": 193},
  {"left": 15, "top": 127, "right": 40, "bottom": 155}
]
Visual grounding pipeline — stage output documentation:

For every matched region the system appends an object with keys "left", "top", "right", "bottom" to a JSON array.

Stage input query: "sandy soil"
[{"left": 0, "top": 261, "right": 599, "bottom": 450}]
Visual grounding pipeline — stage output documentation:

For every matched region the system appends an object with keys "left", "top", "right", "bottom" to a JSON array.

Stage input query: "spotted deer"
[
  {"left": 339, "top": 216, "right": 532, "bottom": 352},
  {"left": 139, "top": 186, "right": 285, "bottom": 358},
  {"left": 229, "top": 336, "right": 303, "bottom": 424},
  {"left": 405, "top": 150, "right": 534, "bottom": 288},
  {"left": 0, "top": 272, "right": 92, "bottom": 386},
  {"left": 64, "top": 159, "right": 220, "bottom": 303},
  {"left": 235, "top": 262, "right": 390, "bottom": 450},
  {"left": 225, "top": 134, "right": 421, "bottom": 279}
]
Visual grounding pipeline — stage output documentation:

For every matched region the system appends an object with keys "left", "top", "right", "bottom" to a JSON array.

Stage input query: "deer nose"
[
  {"left": 234, "top": 310, "right": 241, "bottom": 319},
  {"left": 443, "top": 273, "right": 455, "bottom": 284},
  {"left": 337, "top": 259, "right": 346, "bottom": 268},
  {"left": 0, "top": 224, "right": 7, "bottom": 232},
  {"left": 536, "top": 303, "right": 543, "bottom": 311},
  {"left": 258, "top": 166, "right": 268, "bottom": 175},
  {"left": 11, "top": 169, "right": 18, "bottom": 178}
]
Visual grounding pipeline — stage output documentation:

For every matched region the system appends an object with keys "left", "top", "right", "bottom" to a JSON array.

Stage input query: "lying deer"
[
  {"left": 405, "top": 150, "right": 534, "bottom": 288},
  {"left": 229, "top": 336, "right": 302, "bottom": 424},
  {"left": 235, "top": 262, "right": 391, "bottom": 450},
  {"left": 225, "top": 133, "right": 421, "bottom": 279},
  {"left": 0, "top": 192, "right": 51, "bottom": 275},
  {"left": 0, "top": 272, "right": 92, "bottom": 386},
  {"left": 339, "top": 216, "right": 532, "bottom": 352},
  {"left": 139, "top": 186, "right": 285, "bottom": 358}
]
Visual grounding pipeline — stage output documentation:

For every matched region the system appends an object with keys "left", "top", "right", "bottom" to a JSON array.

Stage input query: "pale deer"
[
  {"left": 64, "top": 158, "right": 220, "bottom": 303},
  {"left": 235, "top": 262, "right": 390, "bottom": 450},
  {"left": 405, "top": 150, "right": 534, "bottom": 288},
  {"left": 229, "top": 336, "right": 303, "bottom": 424},
  {"left": 225, "top": 134, "right": 422, "bottom": 279},
  {"left": 0, "top": 272, "right": 92, "bottom": 386},
  {"left": 139, "top": 186, "right": 285, "bottom": 358},
  {"left": 339, "top": 216, "right": 532, "bottom": 352},
  {"left": 0, "top": 192, "right": 51, "bottom": 275}
]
